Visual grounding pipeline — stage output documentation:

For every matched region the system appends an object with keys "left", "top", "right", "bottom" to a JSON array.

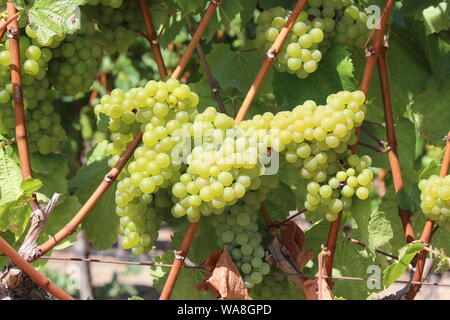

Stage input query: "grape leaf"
[
  {"left": 411, "top": 80, "right": 450, "bottom": 145},
  {"left": 273, "top": 45, "right": 356, "bottom": 107},
  {"left": 203, "top": 0, "right": 243, "bottom": 40},
  {"left": 171, "top": 216, "right": 219, "bottom": 265},
  {"left": 239, "top": 0, "right": 257, "bottom": 26},
  {"left": 32, "top": 156, "right": 69, "bottom": 198},
  {"left": 423, "top": 2, "right": 450, "bottom": 35},
  {"left": 352, "top": 198, "right": 394, "bottom": 255},
  {"left": 206, "top": 43, "right": 273, "bottom": 96},
  {"left": 172, "top": 0, "right": 206, "bottom": 14},
  {"left": 264, "top": 181, "right": 297, "bottom": 222},
  {"left": 419, "top": 160, "right": 440, "bottom": 179},
  {"left": 383, "top": 241, "right": 425, "bottom": 288},
  {"left": 151, "top": 251, "right": 215, "bottom": 300},
  {"left": 0, "top": 148, "right": 23, "bottom": 205},
  {"left": 69, "top": 143, "right": 118, "bottom": 250},
  {"left": 27, "top": 0, "right": 85, "bottom": 44}
]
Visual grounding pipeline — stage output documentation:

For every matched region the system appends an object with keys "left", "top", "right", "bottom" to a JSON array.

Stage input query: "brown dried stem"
[
  {"left": 234, "top": 0, "right": 309, "bottom": 124},
  {"left": 406, "top": 131, "right": 450, "bottom": 299},
  {"left": 140, "top": 0, "right": 168, "bottom": 78}
]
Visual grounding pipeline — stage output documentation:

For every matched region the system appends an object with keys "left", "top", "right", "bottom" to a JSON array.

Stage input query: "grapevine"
[{"left": 0, "top": 0, "right": 447, "bottom": 303}]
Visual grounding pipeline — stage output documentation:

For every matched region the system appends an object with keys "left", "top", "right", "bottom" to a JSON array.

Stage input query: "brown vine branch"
[
  {"left": 0, "top": 11, "right": 19, "bottom": 39},
  {"left": 171, "top": 0, "right": 222, "bottom": 80},
  {"left": 186, "top": 18, "right": 227, "bottom": 114},
  {"left": 358, "top": 142, "right": 390, "bottom": 153},
  {"left": 140, "top": 0, "right": 168, "bottom": 79},
  {"left": 159, "top": 220, "right": 200, "bottom": 300},
  {"left": 0, "top": 236, "right": 74, "bottom": 300},
  {"left": 234, "top": 0, "right": 309, "bottom": 124},
  {"left": 406, "top": 131, "right": 450, "bottom": 299},
  {"left": 377, "top": 51, "right": 415, "bottom": 243},
  {"left": 6, "top": 3, "right": 39, "bottom": 212},
  {"left": 361, "top": 125, "right": 387, "bottom": 147},
  {"left": 323, "top": 212, "right": 342, "bottom": 288}
]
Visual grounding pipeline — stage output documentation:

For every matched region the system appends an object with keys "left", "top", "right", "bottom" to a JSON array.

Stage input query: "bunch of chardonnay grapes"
[
  {"left": 84, "top": 1, "right": 136, "bottom": 55},
  {"left": 419, "top": 175, "right": 450, "bottom": 223},
  {"left": 48, "top": 20, "right": 102, "bottom": 95},
  {"left": 249, "top": 273, "right": 303, "bottom": 299},
  {"left": 255, "top": 7, "right": 325, "bottom": 79},
  {"left": 255, "top": 1, "right": 370, "bottom": 78},
  {"left": 211, "top": 202, "right": 271, "bottom": 288},
  {"left": 238, "top": 90, "right": 372, "bottom": 221}
]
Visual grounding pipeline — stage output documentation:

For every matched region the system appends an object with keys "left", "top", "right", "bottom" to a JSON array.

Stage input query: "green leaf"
[
  {"left": 27, "top": 0, "right": 84, "bottom": 44},
  {"left": 239, "top": 0, "right": 257, "bottom": 25},
  {"left": 20, "top": 178, "right": 43, "bottom": 194},
  {"left": 419, "top": 160, "right": 440, "bottom": 179},
  {"left": 172, "top": 0, "right": 206, "bottom": 14},
  {"left": 204, "top": 0, "right": 243, "bottom": 40},
  {"left": 352, "top": 198, "right": 394, "bottom": 255},
  {"left": 171, "top": 216, "right": 219, "bottom": 265},
  {"left": 423, "top": 2, "right": 450, "bottom": 35},
  {"left": 273, "top": 45, "right": 356, "bottom": 107},
  {"left": 264, "top": 181, "right": 297, "bottom": 222},
  {"left": 206, "top": 43, "right": 273, "bottom": 96},
  {"left": 0, "top": 199, "right": 31, "bottom": 236},
  {"left": 0, "top": 148, "right": 23, "bottom": 205},
  {"left": 69, "top": 143, "right": 118, "bottom": 250},
  {"left": 151, "top": 251, "right": 214, "bottom": 300},
  {"left": 397, "top": 185, "right": 421, "bottom": 214},
  {"left": 128, "top": 296, "right": 144, "bottom": 300},
  {"left": 383, "top": 242, "right": 425, "bottom": 288},
  {"left": 412, "top": 80, "right": 450, "bottom": 145}
]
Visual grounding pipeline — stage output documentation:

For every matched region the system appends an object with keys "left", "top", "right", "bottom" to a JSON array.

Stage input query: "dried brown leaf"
[
  {"left": 278, "top": 221, "right": 313, "bottom": 269},
  {"left": 303, "top": 279, "right": 333, "bottom": 300},
  {"left": 195, "top": 249, "right": 251, "bottom": 300}
]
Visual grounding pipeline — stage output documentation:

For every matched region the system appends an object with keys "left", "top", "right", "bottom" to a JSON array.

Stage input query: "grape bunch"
[
  {"left": 249, "top": 273, "right": 303, "bottom": 300},
  {"left": 84, "top": 1, "right": 138, "bottom": 55},
  {"left": 48, "top": 21, "right": 102, "bottom": 95},
  {"left": 211, "top": 202, "right": 271, "bottom": 288},
  {"left": 255, "top": 7, "right": 325, "bottom": 79},
  {"left": 419, "top": 175, "right": 450, "bottom": 223},
  {"left": 255, "top": 1, "right": 370, "bottom": 79}
]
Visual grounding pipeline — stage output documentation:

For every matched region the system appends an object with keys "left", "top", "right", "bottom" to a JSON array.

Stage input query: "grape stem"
[
  {"left": 325, "top": 0, "right": 398, "bottom": 290},
  {"left": 318, "top": 246, "right": 331, "bottom": 300},
  {"left": 140, "top": 0, "right": 168, "bottom": 79},
  {"left": 0, "top": 235, "right": 74, "bottom": 300},
  {"left": 234, "top": 0, "right": 309, "bottom": 124},
  {"left": 186, "top": 17, "right": 227, "bottom": 115},
  {"left": 6, "top": 2, "right": 39, "bottom": 211},
  {"left": 358, "top": 141, "right": 390, "bottom": 154},
  {"left": 406, "top": 131, "right": 450, "bottom": 299},
  {"left": 361, "top": 125, "right": 387, "bottom": 147},
  {"left": 347, "top": 238, "right": 399, "bottom": 260}
]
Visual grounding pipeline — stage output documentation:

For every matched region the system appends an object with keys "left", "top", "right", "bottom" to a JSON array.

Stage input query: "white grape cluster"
[
  {"left": 419, "top": 175, "right": 450, "bottom": 223},
  {"left": 98, "top": 79, "right": 373, "bottom": 252},
  {"left": 255, "top": 1, "right": 370, "bottom": 79},
  {"left": 48, "top": 21, "right": 102, "bottom": 95},
  {"left": 211, "top": 202, "right": 271, "bottom": 288},
  {"left": 255, "top": 7, "right": 325, "bottom": 79},
  {"left": 238, "top": 90, "right": 372, "bottom": 221}
]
